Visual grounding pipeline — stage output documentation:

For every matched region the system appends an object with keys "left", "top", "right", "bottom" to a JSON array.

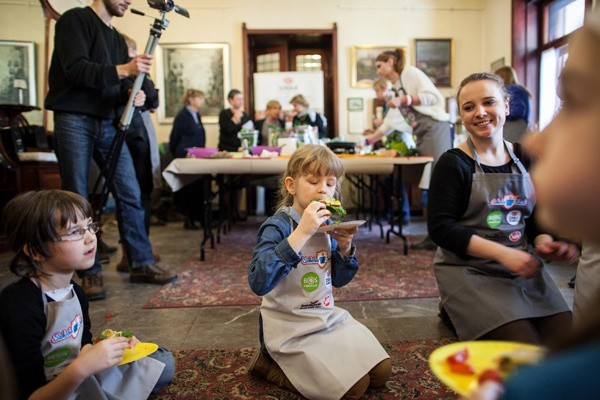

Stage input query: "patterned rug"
[
  {"left": 145, "top": 220, "right": 438, "bottom": 308},
  {"left": 149, "top": 339, "right": 457, "bottom": 400}
]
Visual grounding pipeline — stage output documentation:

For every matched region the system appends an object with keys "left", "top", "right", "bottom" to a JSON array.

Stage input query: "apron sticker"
[
  {"left": 51, "top": 313, "right": 82, "bottom": 343},
  {"left": 506, "top": 210, "right": 521, "bottom": 226},
  {"left": 44, "top": 347, "right": 71, "bottom": 368},
  {"left": 300, "top": 300, "right": 322, "bottom": 309},
  {"left": 325, "top": 270, "right": 332, "bottom": 287},
  {"left": 301, "top": 250, "right": 330, "bottom": 266},
  {"left": 323, "top": 295, "right": 331, "bottom": 307},
  {"left": 509, "top": 231, "right": 522, "bottom": 242},
  {"left": 486, "top": 211, "right": 502, "bottom": 228},
  {"left": 301, "top": 272, "right": 320, "bottom": 292},
  {"left": 489, "top": 193, "right": 528, "bottom": 209}
]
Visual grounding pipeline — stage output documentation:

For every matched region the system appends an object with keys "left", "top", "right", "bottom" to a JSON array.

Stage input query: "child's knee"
[
  {"left": 369, "top": 358, "right": 392, "bottom": 387},
  {"left": 342, "top": 373, "right": 370, "bottom": 399}
]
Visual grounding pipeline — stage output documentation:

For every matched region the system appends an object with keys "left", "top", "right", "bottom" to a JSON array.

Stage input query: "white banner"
[{"left": 253, "top": 71, "right": 324, "bottom": 114}]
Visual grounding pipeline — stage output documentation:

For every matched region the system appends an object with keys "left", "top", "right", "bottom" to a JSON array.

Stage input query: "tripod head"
[{"left": 147, "top": 0, "right": 190, "bottom": 18}]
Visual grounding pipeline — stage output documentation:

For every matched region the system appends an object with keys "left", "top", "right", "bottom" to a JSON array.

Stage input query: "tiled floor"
[{"left": 0, "top": 215, "right": 576, "bottom": 352}]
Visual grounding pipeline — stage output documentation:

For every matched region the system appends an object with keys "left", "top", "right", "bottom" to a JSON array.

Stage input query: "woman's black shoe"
[{"left": 184, "top": 219, "right": 200, "bottom": 230}]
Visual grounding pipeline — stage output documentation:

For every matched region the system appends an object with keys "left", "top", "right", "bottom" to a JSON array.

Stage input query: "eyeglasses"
[{"left": 59, "top": 222, "right": 100, "bottom": 242}]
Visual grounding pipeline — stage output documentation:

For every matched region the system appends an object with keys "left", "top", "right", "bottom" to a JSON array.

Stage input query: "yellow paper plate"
[
  {"left": 118, "top": 342, "right": 159, "bottom": 366},
  {"left": 428, "top": 341, "right": 543, "bottom": 396}
]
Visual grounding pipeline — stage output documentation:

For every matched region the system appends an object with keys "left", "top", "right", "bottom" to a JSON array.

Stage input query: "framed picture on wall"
[
  {"left": 155, "top": 43, "right": 230, "bottom": 124},
  {"left": 0, "top": 40, "right": 37, "bottom": 106},
  {"left": 347, "top": 97, "right": 364, "bottom": 111},
  {"left": 414, "top": 38, "right": 453, "bottom": 87},
  {"left": 350, "top": 46, "right": 405, "bottom": 88}
]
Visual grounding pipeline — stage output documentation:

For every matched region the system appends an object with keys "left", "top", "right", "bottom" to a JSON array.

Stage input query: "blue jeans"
[
  {"left": 53, "top": 113, "right": 155, "bottom": 274},
  {"left": 148, "top": 347, "right": 176, "bottom": 393}
]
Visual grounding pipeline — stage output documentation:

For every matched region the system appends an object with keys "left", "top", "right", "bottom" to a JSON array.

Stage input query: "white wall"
[{"left": 0, "top": 0, "right": 512, "bottom": 147}]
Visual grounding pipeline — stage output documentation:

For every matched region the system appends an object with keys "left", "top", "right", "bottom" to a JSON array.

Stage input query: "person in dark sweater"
[
  {"left": 169, "top": 89, "right": 207, "bottom": 230},
  {"left": 428, "top": 72, "right": 578, "bottom": 345},
  {"left": 0, "top": 190, "right": 174, "bottom": 400},
  {"left": 218, "top": 89, "right": 253, "bottom": 152},
  {"left": 44, "top": 0, "right": 176, "bottom": 300}
]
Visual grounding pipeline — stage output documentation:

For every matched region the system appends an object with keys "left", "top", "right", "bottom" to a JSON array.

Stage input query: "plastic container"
[
  {"left": 252, "top": 146, "right": 282, "bottom": 155},
  {"left": 186, "top": 147, "right": 218, "bottom": 158}
]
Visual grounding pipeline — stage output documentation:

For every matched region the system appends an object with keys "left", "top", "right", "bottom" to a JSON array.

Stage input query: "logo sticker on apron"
[
  {"left": 44, "top": 348, "right": 72, "bottom": 368},
  {"left": 509, "top": 231, "right": 522, "bottom": 242},
  {"left": 506, "top": 210, "right": 521, "bottom": 226},
  {"left": 301, "top": 272, "right": 320, "bottom": 291},
  {"left": 486, "top": 211, "right": 502, "bottom": 228}
]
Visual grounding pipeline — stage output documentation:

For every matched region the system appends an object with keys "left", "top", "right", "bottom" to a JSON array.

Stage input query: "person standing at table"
[
  {"left": 169, "top": 89, "right": 206, "bottom": 230},
  {"left": 494, "top": 65, "right": 532, "bottom": 144},
  {"left": 429, "top": 72, "right": 578, "bottom": 344},
  {"left": 288, "top": 94, "right": 327, "bottom": 139},
  {"left": 246, "top": 144, "right": 391, "bottom": 399},
  {"left": 367, "top": 49, "right": 452, "bottom": 250},
  {"left": 218, "top": 89, "right": 253, "bottom": 152},
  {"left": 255, "top": 99, "right": 285, "bottom": 145},
  {"left": 44, "top": 0, "right": 177, "bottom": 300}
]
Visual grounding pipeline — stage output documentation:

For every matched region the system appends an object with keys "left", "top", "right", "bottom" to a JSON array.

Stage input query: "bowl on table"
[
  {"left": 252, "top": 146, "right": 282, "bottom": 156},
  {"left": 186, "top": 147, "right": 218, "bottom": 158}
]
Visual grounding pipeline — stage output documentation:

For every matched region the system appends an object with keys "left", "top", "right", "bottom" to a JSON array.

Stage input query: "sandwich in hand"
[{"left": 318, "top": 197, "right": 346, "bottom": 221}]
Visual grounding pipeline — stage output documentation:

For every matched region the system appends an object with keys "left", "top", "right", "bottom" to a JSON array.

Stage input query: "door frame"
[{"left": 242, "top": 23, "right": 338, "bottom": 137}]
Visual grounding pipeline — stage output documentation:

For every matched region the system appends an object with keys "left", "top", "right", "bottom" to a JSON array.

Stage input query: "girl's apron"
[
  {"left": 432, "top": 140, "right": 570, "bottom": 340},
  {"left": 39, "top": 281, "right": 164, "bottom": 400},
  {"left": 261, "top": 208, "right": 389, "bottom": 400}
]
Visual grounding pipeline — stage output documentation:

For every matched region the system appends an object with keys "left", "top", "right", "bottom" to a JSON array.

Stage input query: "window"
[
  {"left": 295, "top": 54, "right": 322, "bottom": 71},
  {"left": 546, "top": 0, "right": 586, "bottom": 43},
  {"left": 256, "top": 52, "right": 280, "bottom": 73},
  {"left": 539, "top": 43, "right": 569, "bottom": 129}
]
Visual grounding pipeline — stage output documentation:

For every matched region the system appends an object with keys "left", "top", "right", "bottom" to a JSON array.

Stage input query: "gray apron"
[
  {"left": 432, "top": 140, "right": 569, "bottom": 340},
  {"left": 261, "top": 207, "right": 389, "bottom": 400},
  {"left": 39, "top": 280, "right": 164, "bottom": 400}
]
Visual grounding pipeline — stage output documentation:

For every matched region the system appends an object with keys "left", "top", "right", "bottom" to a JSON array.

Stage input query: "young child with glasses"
[{"left": 0, "top": 190, "right": 175, "bottom": 399}]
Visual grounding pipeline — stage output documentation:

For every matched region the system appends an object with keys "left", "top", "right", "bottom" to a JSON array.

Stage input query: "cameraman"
[{"left": 45, "top": 0, "right": 177, "bottom": 300}]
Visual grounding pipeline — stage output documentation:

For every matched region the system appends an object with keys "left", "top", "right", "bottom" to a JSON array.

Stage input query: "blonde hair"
[
  {"left": 290, "top": 94, "right": 309, "bottom": 108},
  {"left": 494, "top": 66, "right": 519, "bottom": 86},
  {"left": 266, "top": 100, "right": 282, "bottom": 110},
  {"left": 182, "top": 89, "right": 204, "bottom": 106},
  {"left": 276, "top": 144, "right": 345, "bottom": 211},
  {"left": 373, "top": 78, "right": 390, "bottom": 91}
]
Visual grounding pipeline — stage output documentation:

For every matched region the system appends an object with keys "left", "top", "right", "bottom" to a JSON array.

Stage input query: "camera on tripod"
[{"left": 146, "top": 0, "right": 189, "bottom": 17}]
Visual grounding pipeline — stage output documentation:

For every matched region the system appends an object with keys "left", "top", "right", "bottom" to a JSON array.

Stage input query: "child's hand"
[
  {"left": 329, "top": 226, "right": 358, "bottom": 256},
  {"left": 535, "top": 241, "right": 580, "bottom": 263},
  {"left": 74, "top": 337, "right": 130, "bottom": 376},
  {"left": 128, "top": 335, "right": 140, "bottom": 348},
  {"left": 288, "top": 201, "right": 331, "bottom": 253}
]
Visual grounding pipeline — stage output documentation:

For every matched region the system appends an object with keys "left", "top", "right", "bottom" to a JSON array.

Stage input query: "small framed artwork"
[
  {"left": 0, "top": 40, "right": 37, "bottom": 106},
  {"left": 347, "top": 97, "right": 364, "bottom": 111},
  {"left": 414, "top": 38, "right": 453, "bottom": 87},
  {"left": 350, "top": 46, "right": 405, "bottom": 88},
  {"left": 155, "top": 43, "right": 230, "bottom": 124},
  {"left": 490, "top": 57, "right": 505, "bottom": 73}
]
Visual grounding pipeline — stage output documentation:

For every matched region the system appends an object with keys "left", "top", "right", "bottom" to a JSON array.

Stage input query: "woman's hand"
[
  {"left": 329, "top": 226, "right": 358, "bottom": 256},
  {"left": 73, "top": 337, "right": 130, "bottom": 376},
  {"left": 497, "top": 247, "right": 542, "bottom": 279},
  {"left": 387, "top": 96, "right": 402, "bottom": 109}
]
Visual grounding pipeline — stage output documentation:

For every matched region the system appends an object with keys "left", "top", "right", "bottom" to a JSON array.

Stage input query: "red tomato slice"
[
  {"left": 449, "top": 361, "right": 475, "bottom": 375},
  {"left": 446, "top": 347, "right": 469, "bottom": 364}
]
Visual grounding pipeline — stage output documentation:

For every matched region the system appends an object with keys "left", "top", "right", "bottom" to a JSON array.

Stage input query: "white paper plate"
[{"left": 317, "top": 220, "right": 366, "bottom": 233}]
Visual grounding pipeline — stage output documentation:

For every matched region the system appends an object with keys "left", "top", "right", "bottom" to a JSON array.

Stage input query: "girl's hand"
[
  {"left": 329, "top": 226, "right": 358, "bottom": 256},
  {"left": 74, "top": 337, "right": 130, "bottom": 376},
  {"left": 297, "top": 200, "right": 331, "bottom": 236},
  {"left": 462, "top": 381, "right": 505, "bottom": 400},
  {"left": 128, "top": 335, "right": 140, "bottom": 348},
  {"left": 387, "top": 97, "right": 402, "bottom": 108},
  {"left": 535, "top": 240, "right": 580, "bottom": 263},
  {"left": 497, "top": 247, "right": 542, "bottom": 279}
]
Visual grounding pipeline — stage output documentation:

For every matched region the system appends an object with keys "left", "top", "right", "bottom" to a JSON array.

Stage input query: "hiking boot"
[
  {"left": 98, "top": 239, "right": 117, "bottom": 254},
  {"left": 130, "top": 264, "right": 177, "bottom": 284},
  {"left": 246, "top": 349, "right": 272, "bottom": 378},
  {"left": 117, "top": 253, "right": 162, "bottom": 273},
  {"left": 81, "top": 273, "right": 106, "bottom": 301}
]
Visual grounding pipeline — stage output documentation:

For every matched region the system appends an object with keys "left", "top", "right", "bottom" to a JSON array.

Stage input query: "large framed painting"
[
  {"left": 350, "top": 46, "right": 405, "bottom": 88},
  {"left": 155, "top": 43, "right": 230, "bottom": 124},
  {"left": 0, "top": 40, "right": 37, "bottom": 106},
  {"left": 414, "top": 38, "right": 453, "bottom": 87}
]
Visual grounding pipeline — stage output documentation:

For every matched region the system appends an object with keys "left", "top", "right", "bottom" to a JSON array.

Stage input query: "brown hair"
[
  {"left": 456, "top": 72, "right": 508, "bottom": 103},
  {"left": 182, "top": 89, "right": 204, "bottom": 106},
  {"left": 266, "top": 100, "right": 282, "bottom": 110},
  {"left": 290, "top": 94, "right": 309, "bottom": 108},
  {"left": 375, "top": 49, "right": 406, "bottom": 74},
  {"left": 494, "top": 66, "right": 532, "bottom": 98},
  {"left": 3, "top": 190, "right": 92, "bottom": 277},
  {"left": 276, "top": 144, "right": 345, "bottom": 211}
]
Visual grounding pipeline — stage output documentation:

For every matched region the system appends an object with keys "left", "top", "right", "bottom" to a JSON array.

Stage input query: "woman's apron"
[
  {"left": 39, "top": 281, "right": 164, "bottom": 400},
  {"left": 261, "top": 209, "right": 389, "bottom": 400},
  {"left": 395, "top": 79, "right": 451, "bottom": 189},
  {"left": 432, "top": 140, "right": 570, "bottom": 340}
]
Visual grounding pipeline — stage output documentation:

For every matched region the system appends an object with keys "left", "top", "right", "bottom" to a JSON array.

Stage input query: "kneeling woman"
[{"left": 428, "top": 72, "right": 579, "bottom": 344}]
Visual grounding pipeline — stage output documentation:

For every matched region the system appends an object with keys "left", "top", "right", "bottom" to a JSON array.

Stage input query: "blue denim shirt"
[{"left": 248, "top": 207, "right": 358, "bottom": 296}]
